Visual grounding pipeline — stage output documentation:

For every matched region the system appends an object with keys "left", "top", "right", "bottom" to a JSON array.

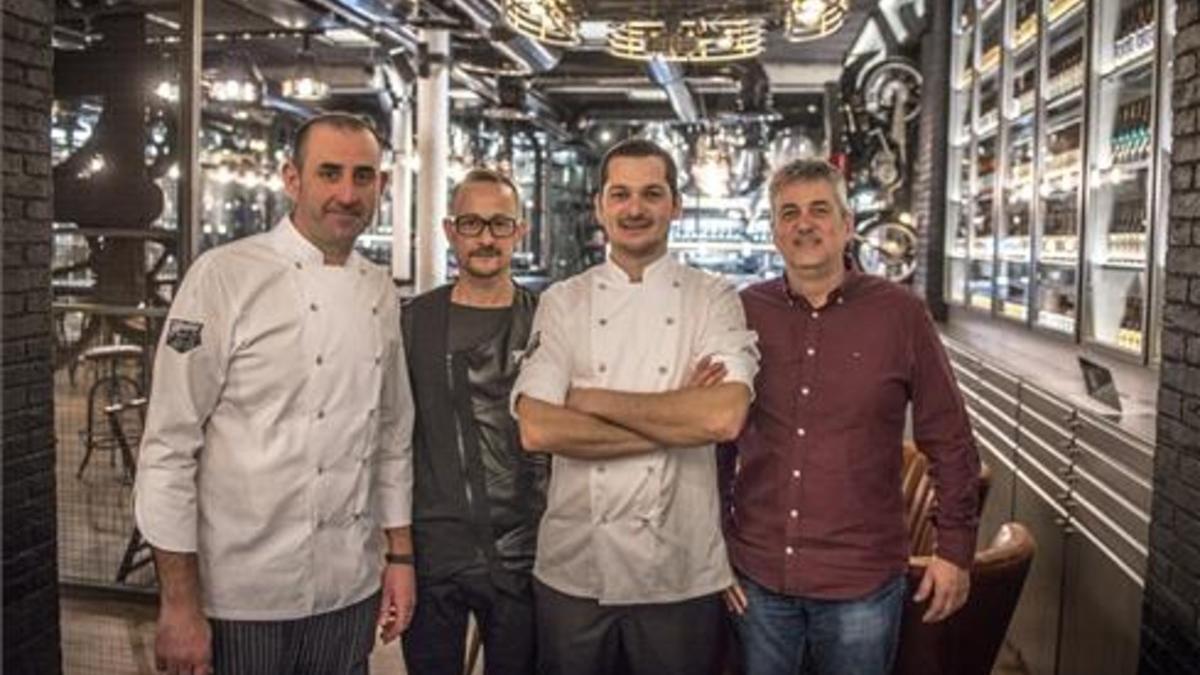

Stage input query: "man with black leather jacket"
[{"left": 400, "top": 168, "right": 548, "bottom": 674}]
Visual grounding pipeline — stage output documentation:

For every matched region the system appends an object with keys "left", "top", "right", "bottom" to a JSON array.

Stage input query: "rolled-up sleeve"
[
  {"left": 134, "top": 254, "right": 231, "bottom": 553},
  {"left": 374, "top": 287, "right": 414, "bottom": 529},
  {"left": 698, "top": 278, "right": 760, "bottom": 395},
  {"left": 910, "top": 304, "right": 980, "bottom": 568},
  {"left": 510, "top": 286, "right": 572, "bottom": 416}
]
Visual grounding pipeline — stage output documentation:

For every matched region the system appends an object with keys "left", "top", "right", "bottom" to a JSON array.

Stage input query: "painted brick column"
[
  {"left": 1140, "top": 0, "right": 1200, "bottom": 671},
  {"left": 2, "top": 0, "right": 62, "bottom": 673}
]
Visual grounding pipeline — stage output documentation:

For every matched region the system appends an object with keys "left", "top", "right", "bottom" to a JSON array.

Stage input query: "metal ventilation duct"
[{"left": 646, "top": 56, "right": 699, "bottom": 123}]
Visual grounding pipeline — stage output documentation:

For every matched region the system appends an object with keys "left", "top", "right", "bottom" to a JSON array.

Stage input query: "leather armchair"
[{"left": 890, "top": 522, "right": 1036, "bottom": 675}]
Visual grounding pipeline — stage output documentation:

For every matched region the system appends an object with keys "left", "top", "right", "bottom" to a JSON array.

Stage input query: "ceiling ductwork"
[
  {"left": 448, "top": 0, "right": 561, "bottom": 73},
  {"left": 645, "top": 55, "right": 698, "bottom": 124}
]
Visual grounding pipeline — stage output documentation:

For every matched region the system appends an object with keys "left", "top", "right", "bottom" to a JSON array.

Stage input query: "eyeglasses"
[{"left": 451, "top": 214, "right": 519, "bottom": 238}]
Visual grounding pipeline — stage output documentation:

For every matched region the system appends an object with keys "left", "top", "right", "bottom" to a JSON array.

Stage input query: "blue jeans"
[{"left": 732, "top": 573, "right": 906, "bottom": 675}]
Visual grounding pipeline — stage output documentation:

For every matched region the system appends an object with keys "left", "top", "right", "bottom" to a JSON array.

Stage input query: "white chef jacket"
[
  {"left": 134, "top": 218, "right": 414, "bottom": 621},
  {"left": 511, "top": 254, "right": 759, "bottom": 605}
]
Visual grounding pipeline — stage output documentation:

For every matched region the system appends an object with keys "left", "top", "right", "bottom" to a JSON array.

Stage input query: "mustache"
[{"left": 469, "top": 246, "right": 502, "bottom": 258}]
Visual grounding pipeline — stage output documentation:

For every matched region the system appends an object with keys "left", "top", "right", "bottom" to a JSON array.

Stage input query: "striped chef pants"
[{"left": 209, "top": 592, "right": 379, "bottom": 675}]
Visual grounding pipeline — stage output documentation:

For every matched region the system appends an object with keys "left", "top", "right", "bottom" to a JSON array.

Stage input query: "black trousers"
[
  {"left": 209, "top": 592, "right": 378, "bottom": 675},
  {"left": 534, "top": 580, "right": 726, "bottom": 675},
  {"left": 402, "top": 570, "right": 537, "bottom": 675}
]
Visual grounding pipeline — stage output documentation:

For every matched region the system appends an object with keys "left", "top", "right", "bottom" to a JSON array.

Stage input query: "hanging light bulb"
[
  {"left": 207, "top": 51, "right": 262, "bottom": 103},
  {"left": 283, "top": 35, "right": 330, "bottom": 100}
]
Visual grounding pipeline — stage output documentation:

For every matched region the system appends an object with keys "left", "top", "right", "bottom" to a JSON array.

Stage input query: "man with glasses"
[
  {"left": 136, "top": 112, "right": 415, "bottom": 674},
  {"left": 400, "top": 168, "right": 548, "bottom": 674},
  {"left": 511, "top": 139, "right": 759, "bottom": 675},
  {"left": 721, "top": 158, "right": 979, "bottom": 675}
]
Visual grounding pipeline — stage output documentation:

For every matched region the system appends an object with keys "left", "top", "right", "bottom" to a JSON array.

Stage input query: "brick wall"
[
  {"left": 911, "top": 0, "right": 951, "bottom": 319},
  {"left": 2, "top": 1, "right": 62, "bottom": 674},
  {"left": 1140, "top": 0, "right": 1200, "bottom": 672}
]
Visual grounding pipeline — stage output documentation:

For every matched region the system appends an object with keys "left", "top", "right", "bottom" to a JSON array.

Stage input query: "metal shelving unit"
[{"left": 945, "top": 0, "right": 1175, "bottom": 365}]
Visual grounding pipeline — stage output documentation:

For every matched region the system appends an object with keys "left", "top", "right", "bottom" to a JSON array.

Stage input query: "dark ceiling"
[{"left": 53, "top": 0, "right": 898, "bottom": 137}]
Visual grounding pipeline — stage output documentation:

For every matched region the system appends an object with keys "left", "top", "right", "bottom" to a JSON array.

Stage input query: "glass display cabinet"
[{"left": 945, "top": 0, "right": 1173, "bottom": 364}]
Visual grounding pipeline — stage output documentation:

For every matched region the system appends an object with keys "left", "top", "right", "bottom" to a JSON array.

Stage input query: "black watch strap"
[{"left": 385, "top": 552, "right": 414, "bottom": 566}]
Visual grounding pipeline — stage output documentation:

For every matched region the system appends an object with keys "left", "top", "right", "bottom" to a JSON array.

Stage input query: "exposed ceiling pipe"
[
  {"left": 646, "top": 56, "right": 699, "bottom": 124},
  {"left": 447, "top": 0, "right": 561, "bottom": 73}
]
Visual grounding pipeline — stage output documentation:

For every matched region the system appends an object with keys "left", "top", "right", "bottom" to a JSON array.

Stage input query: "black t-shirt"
[{"left": 448, "top": 303, "right": 510, "bottom": 352}]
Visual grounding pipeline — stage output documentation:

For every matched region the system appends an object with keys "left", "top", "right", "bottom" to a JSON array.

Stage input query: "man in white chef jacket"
[
  {"left": 134, "top": 112, "right": 415, "bottom": 675},
  {"left": 511, "top": 138, "right": 760, "bottom": 675}
]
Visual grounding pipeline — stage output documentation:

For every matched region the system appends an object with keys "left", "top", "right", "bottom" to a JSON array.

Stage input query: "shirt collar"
[
  {"left": 270, "top": 215, "right": 365, "bottom": 269},
  {"left": 601, "top": 251, "right": 677, "bottom": 286},
  {"left": 777, "top": 259, "right": 863, "bottom": 308}
]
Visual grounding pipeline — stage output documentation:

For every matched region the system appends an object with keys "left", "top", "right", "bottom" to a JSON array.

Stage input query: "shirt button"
[
  {"left": 672, "top": 280, "right": 681, "bottom": 288},
  {"left": 294, "top": 262, "right": 302, "bottom": 270},
  {"left": 317, "top": 518, "right": 325, "bottom": 528},
  {"left": 317, "top": 466, "right": 325, "bottom": 475},
  {"left": 810, "top": 311, "right": 819, "bottom": 319},
  {"left": 599, "top": 318, "right": 607, "bottom": 326},
  {"left": 658, "top": 366, "right": 668, "bottom": 375},
  {"left": 317, "top": 410, "right": 325, "bottom": 419},
  {"left": 372, "top": 306, "right": 379, "bottom": 315},
  {"left": 796, "top": 428, "right": 806, "bottom": 437},
  {"left": 316, "top": 355, "right": 324, "bottom": 366},
  {"left": 806, "top": 347, "right": 816, "bottom": 357},
  {"left": 647, "top": 466, "right": 655, "bottom": 474},
  {"left": 598, "top": 282, "right": 607, "bottom": 290},
  {"left": 800, "top": 387, "right": 810, "bottom": 396},
  {"left": 374, "top": 356, "right": 382, "bottom": 365},
  {"left": 785, "top": 546, "right": 794, "bottom": 556},
  {"left": 666, "top": 317, "right": 675, "bottom": 326},
  {"left": 792, "top": 469, "right": 801, "bottom": 479},
  {"left": 598, "top": 363, "right": 607, "bottom": 373},
  {"left": 837, "top": 297, "right": 845, "bottom": 305},
  {"left": 790, "top": 509, "right": 799, "bottom": 519},
  {"left": 310, "top": 303, "right": 318, "bottom": 312},
  {"left": 597, "top": 465, "right": 606, "bottom": 474}
]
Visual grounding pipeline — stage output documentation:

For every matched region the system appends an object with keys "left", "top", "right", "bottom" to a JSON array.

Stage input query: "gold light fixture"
[
  {"left": 785, "top": 0, "right": 848, "bottom": 43},
  {"left": 607, "top": 18, "right": 765, "bottom": 63},
  {"left": 503, "top": 0, "right": 581, "bottom": 47}
]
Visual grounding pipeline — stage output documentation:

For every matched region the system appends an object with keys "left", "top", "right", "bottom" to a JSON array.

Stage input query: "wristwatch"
[{"left": 385, "top": 552, "right": 414, "bottom": 566}]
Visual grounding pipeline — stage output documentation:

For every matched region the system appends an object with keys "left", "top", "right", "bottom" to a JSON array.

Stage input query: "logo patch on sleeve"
[{"left": 166, "top": 319, "right": 204, "bottom": 353}]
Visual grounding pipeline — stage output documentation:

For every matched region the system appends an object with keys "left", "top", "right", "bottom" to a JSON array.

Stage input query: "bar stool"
[{"left": 76, "top": 343, "right": 145, "bottom": 481}]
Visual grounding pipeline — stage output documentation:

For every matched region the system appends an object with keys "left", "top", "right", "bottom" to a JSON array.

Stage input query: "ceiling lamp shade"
[
  {"left": 207, "top": 51, "right": 263, "bottom": 104},
  {"left": 785, "top": 0, "right": 848, "bottom": 42},
  {"left": 282, "top": 36, "right": 329, "bottom": 101},
  {"left": 608, "top": 18, "right": 766, "bottom": 62},
  {"left": 503, "top": 0, "right": 581, "bottom": 47}
]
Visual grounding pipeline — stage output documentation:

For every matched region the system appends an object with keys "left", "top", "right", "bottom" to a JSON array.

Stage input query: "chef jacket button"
[
  {"left": 599, "top": 318, "right": 607, "bottom": 326},
  {"left": 658, "top": 366, "right": 668, "bottom": 375},
  {"left": 374, "top": 356, "right": 382, "bottom": 365},
  {"left": 598, "top": 282, "right": 607, "bottom": 290},
  {"left": 666, "top": 317, "right": 675, "bottom": 326},
  {"left": 294, "top": 262, "right": 303, "bottom": 270},
  {"left": 372, "top": 306, "right": 379, "bottom": 315},
  {"left": 310, "top": 303, "right": 318, "bottom": 312},
  {"left": 316, "top": 355, "right": 324, "bottom": 366},
  {"left": 598, "top": 363, "right": 607, "bottom": 373},
  {"left": 672, "top": 280, "right": 681, "bottom": 288},
  {"left": 317, "top": 410, "right": 325, "bottom": 419}
]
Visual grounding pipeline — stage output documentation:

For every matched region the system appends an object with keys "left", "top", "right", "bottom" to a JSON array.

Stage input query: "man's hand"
[
  {"left": 722, "top": 580, "right": 749, "bottom": 616},
  {"left": 377, "top": 563, "right": 416, "bottom": 643},
  {"left": 913, "top": 556, "right": 970, "bottom": 623},
  {"left": 685, "top": 355, "right": 727, "bottom": 389},
  {"left": 155, "top": 602, "right": 211, "bottom": 675}
]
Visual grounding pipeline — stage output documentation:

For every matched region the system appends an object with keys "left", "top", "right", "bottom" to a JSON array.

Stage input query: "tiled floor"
[{"left": 61, "top": 590, "right": 1027, "bottom": 675}]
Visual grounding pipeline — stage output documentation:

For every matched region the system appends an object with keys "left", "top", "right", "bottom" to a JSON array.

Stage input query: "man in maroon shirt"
[{"left": 721, "top": 158, "right": 980, "bottom": 675}]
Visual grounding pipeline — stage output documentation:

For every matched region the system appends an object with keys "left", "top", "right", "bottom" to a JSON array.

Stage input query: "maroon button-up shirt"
[{"left": 722, "top": 270, "right": 979, "bottom": 601}]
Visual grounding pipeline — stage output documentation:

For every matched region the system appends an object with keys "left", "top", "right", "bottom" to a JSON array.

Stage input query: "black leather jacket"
[{"left": 402, "top": 285, "right": 548, "bottom": 584}]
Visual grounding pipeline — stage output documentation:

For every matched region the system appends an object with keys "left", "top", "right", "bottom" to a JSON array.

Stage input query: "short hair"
[
  {"left": 598, "top": 138, "right": 679, "bottom": 201},
  {"left": 450, "top": 167, "right": 523, "bottom": 215},
  {"left": 290, "top": 112, "right": 384, "bottom": 169},
  {"left": 767, "top": 158, "right": 852, "bottom": 219}
]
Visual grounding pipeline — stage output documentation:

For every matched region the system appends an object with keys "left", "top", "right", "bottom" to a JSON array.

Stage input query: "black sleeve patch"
[{"left": 166, "top": 319, "right": 204, "bottom": 353}]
